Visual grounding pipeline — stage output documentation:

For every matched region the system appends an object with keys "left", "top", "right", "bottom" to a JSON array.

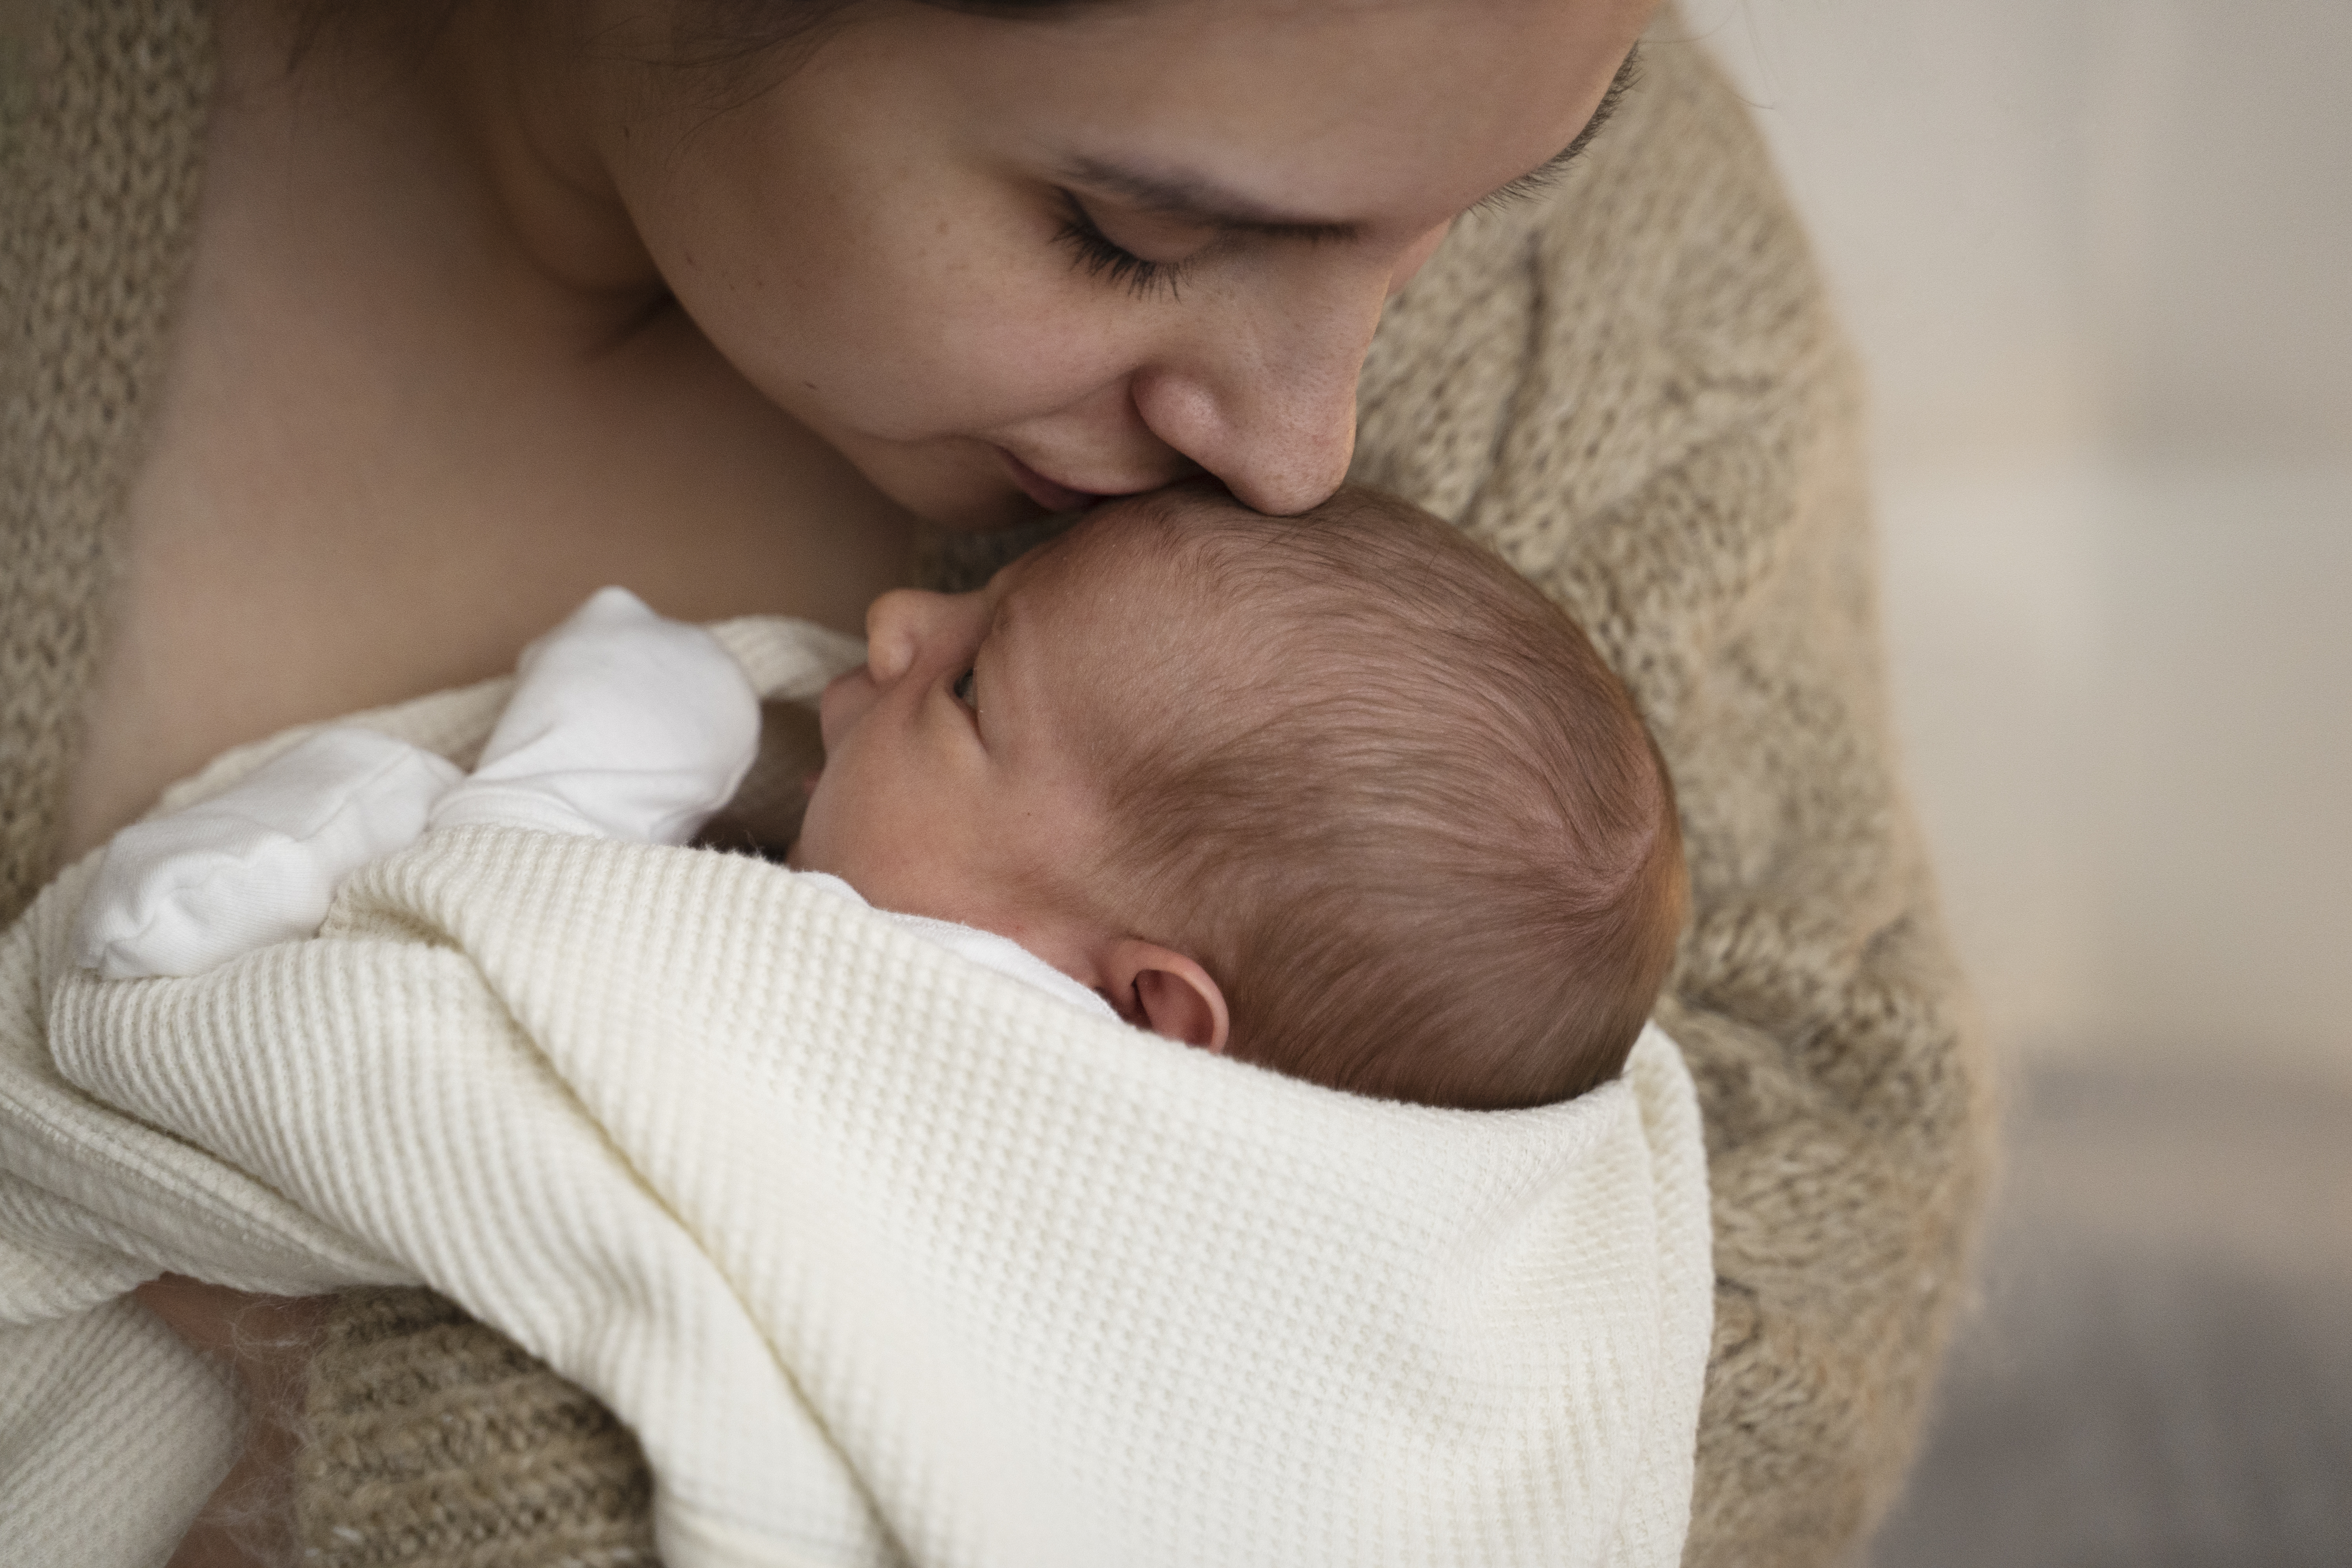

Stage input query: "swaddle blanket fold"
[{"left": 0, "top": 616, "right": 1712, "bottom": 1568}]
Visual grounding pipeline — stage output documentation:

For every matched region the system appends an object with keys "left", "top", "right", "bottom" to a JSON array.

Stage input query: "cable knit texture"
[
  {"left": 299, "top": 1288, "right": 659, "bottom": 1568},
  {"left": 0, "top": 0, "right": 211, "bottom": 927},
  {"left": 0, "top": 2, "right": 1994, "bottom": 1564}
]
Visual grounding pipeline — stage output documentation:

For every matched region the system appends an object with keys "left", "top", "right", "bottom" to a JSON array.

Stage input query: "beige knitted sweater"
[{"left": 0, "top": 4, "right": 1992, "bottom": 1565}]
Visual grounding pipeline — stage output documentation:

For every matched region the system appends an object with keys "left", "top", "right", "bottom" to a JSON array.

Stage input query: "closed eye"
[{"left": 1054, "top": 189, "right": 1189, "bottom": 301}]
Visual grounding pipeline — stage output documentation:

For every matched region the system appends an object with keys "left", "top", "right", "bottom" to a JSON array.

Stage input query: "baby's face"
[{"left": 790, "top": 518, "right": 1163, "bottom": 962}]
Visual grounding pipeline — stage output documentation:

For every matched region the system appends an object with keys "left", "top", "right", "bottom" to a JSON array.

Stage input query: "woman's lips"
[{"left": 998, "top": 449, "right": 1101, "bottom": 514}]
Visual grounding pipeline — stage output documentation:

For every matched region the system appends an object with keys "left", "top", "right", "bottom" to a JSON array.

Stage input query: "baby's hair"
[{"left": 1076, "top": 485, "right": 1686, "bottom": 1111}]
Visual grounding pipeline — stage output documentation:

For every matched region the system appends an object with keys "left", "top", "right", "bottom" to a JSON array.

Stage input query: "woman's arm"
[
  {"left": 134, "top": 1278, "right": 327, "bottom": 1568},
  {"left": 1538, "top": 407, "right": 1988, "bottom": 1566},
  {"left": 133, "top": 1279, "right": 658, "bottom": 1568},
  {"left": 1354, "top": 29, "right": 1994, "bottom": 1565}
]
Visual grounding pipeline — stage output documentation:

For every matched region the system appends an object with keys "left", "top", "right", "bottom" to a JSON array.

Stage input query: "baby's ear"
[{"left": 1102, "top": 939, "right": 1230, "bottom": 1053}]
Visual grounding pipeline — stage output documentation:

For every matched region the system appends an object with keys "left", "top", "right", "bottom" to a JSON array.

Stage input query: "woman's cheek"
[
  {"left": 645, "top": 129, "right": 1149, "bottom": 446},
  {"left": 791, "top": 232, "right": 1157, "bottom": 441}
]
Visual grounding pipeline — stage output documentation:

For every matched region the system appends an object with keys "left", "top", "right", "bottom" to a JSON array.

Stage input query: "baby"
[
  {"left": 794, "top": 481, "right": 1686, "bottom": 1109},
  {"left": 83, "top": 483, "right": 1685, "bottom": 1110}
]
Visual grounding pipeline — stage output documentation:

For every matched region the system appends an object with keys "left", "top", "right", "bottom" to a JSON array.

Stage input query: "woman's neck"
[
  {"left": 247, "top": 0, "right": 671, "bottom": 322},
  {"left": 428, "top": 2, "right": 673, "bottom": 309}
]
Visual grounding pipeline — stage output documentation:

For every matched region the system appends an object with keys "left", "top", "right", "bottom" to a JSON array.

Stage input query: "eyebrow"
[
  {"left": 1058, "top": 155, "right": 1362, "bottom": 243},
  {"left": 1060, "top": 42, "right": 1645, "bottom": 239},
  {"left": 1481, "top": 43, "right": 1645, "bottom": 211}
]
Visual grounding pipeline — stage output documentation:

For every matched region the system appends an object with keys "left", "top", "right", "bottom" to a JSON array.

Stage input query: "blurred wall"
[{"left": 1678, "top": 0, "right": 2352, "bottom": 1081}]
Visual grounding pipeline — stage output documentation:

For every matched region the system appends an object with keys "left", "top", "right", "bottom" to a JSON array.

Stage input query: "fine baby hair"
[{"left": 1078, "top": 483, "right": 1688, "bottom": 1111}]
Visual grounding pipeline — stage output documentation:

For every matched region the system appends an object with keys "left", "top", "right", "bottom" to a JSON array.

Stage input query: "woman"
[{"left": 0, "top": 1, "right": 1990, "bottom": 1564}]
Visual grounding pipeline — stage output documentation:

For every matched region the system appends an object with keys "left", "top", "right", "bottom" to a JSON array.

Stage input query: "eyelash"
[
  {"left": 1474, "top": 163, "right": 1565, "bottom": 217},
  {"left": 1053, "top": 191, "right": 1186, "bottom": 301}
]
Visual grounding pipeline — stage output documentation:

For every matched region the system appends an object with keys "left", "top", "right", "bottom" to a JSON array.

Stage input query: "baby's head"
[{"left": 793, "top": 483, "right": 1686, "bottom": 1109}]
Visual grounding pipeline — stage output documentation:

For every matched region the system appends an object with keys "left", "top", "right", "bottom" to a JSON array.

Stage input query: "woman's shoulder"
[
  {"left": 0, "top": 0, "right": 212, "bottom": 202},
  {"left": 1355, "top": 27, "right": 1848, "bottom": 530},
  {"left": 0, "top": 0, "right": 213, "bottom": 437},
  {"left": 0, "top": 0, "right": 214, "bottom": 927}
]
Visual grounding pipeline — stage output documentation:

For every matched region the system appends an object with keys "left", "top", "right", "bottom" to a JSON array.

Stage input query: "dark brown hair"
[
  {"left": 1073, "top": 485, "right": 1686, "bottom": 1111},
  {"left": 289, "top": 0, "right": 1095, "bottom": 75}
]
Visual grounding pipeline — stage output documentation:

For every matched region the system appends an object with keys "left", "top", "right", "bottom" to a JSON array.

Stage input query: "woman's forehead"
[{"left": 849, "top": 0, "right": 1654, "bottom": 230}]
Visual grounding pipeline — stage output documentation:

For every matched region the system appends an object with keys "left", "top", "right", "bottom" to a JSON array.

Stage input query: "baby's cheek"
[
  {"left": 784, "top": 776, "right": 853, "bottom": 874},
  {"left": 790, "top": 775, "right": 922, "bottom": 899}
]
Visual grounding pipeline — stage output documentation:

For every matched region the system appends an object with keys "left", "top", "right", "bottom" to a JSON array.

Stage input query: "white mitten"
[
  {"left": 78, "top": 588, "right": 760, "bottom": 980},
  {"left": 76, "top": 728, "right": 462, "bottom": 979},
  {"left": 427, "top": 586, "right": 761, "bottom": 844}
]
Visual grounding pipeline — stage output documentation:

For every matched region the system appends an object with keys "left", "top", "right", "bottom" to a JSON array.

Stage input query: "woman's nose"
[{"left": 1129, "top": 260, "right": 1391, "bottom": 517}]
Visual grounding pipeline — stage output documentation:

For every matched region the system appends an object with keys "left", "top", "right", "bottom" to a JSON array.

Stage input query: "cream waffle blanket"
[{"left": 0, "top": 617, "right": 1712, "bottom": 1568}]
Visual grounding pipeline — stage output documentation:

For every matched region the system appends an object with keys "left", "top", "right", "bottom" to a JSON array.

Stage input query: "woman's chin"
[
  {"left": 920, "top": 489, "right": 1062, "bottom": 533},
  {"left": 818, "top": 425, "right": 1116, "bottom": 532}
]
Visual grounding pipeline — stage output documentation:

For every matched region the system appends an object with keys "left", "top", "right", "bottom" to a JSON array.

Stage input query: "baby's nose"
[{"left": 864, "top": 590, "right": 930, "bottom": 683}]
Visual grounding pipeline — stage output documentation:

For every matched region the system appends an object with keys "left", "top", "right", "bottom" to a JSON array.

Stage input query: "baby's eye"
[{"left": 952, "top": 667, "right": 977, "bottom": 710}]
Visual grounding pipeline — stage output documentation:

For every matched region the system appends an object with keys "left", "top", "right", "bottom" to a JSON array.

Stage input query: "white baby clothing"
[
  {"left": 4, "top": 596, "right": 1713, "bottom": 1568},
  {"left": 75, "top": 727, "right": 463, "bottom": 980},
  {"left": 75, "top": 587, "right": 1114, "bottom": 1023}
]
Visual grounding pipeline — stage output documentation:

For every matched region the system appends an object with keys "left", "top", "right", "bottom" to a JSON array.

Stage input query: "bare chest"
[{"left": 65, "top": 64, "right": 908, "bottom": 855}]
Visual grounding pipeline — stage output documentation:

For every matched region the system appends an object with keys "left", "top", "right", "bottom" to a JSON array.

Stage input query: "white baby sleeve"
[
  {"left": 428, "top": 586, "right": 762, "bottom": 845},
  {"left": 75, "top": 728, "right": 463, "bottom": 980},
  {"left": 77, "top": 588, "right": 769, "bottom": 981}
]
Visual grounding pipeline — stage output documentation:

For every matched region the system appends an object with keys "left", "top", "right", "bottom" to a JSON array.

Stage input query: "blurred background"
[{"left": 1677, "top": 1, "right": 2352, "bottom": 1562}]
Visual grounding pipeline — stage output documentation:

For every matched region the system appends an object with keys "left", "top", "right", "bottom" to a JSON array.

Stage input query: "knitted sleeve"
[
  {"left": 0, "top": 0, "right": 212, "bottom": 925},
  {"left": 1353, "top": 33, "right": 1994, "bottom": 1566},
  {"left": 296, "top": 1289, "right": 656, "bottom": 1568},
  {"left": 289, "top": 27, "right": 1993, "bottom": 1568}
]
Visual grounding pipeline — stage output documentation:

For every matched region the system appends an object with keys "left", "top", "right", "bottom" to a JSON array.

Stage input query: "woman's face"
[{"left": 605, "top": 0, "right": 1653, "bottom": 528}]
